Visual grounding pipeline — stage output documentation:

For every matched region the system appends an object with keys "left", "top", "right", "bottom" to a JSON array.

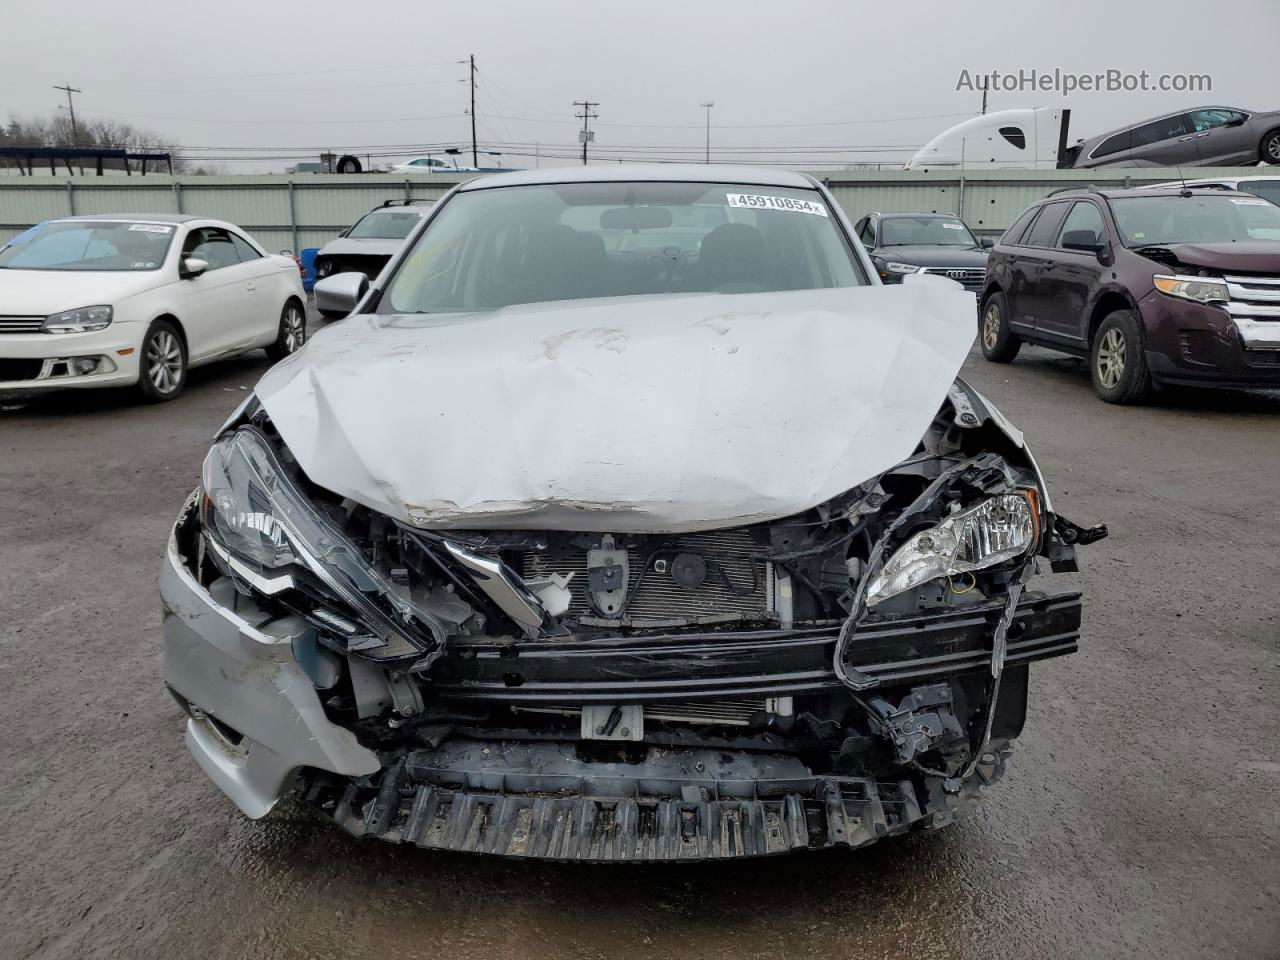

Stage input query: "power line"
[
  {"left": 479, "top": 110, "right": 974, "bottom": 131},
  {"left": 87, "top": 109, "right": 468, "bottom": 126},
  {"left": 573, "top": 100, "right": 598, "bottom": 165}
]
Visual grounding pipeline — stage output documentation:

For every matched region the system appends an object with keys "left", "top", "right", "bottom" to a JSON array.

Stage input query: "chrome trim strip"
[
  {"left": 1224, "top": 274, "right": 1280, "bottom": 286},
  {"left": 1225, "top": 302, "right": 1280, "bottom": 318},
  {"left": 442, "top": 540, "right": 546, "bottom": 637}
]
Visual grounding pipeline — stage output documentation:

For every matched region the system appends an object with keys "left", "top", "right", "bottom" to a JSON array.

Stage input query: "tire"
[
  {"left": 1260, "top": 129, "right": 1280, "bottom": 165},
  {"left": 1090, "top": 309, "right": 1153, "bottom": 404},
  {"left": 136, "top": 320, "right": 187, "bottom": 403},
  {"left": 265, "top": 300, "right": 306, "bottom": 362},
  {"left": 979, "top": 291, "right": 1021, "bottom": 363}
]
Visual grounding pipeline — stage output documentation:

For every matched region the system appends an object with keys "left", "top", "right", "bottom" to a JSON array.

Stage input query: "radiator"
[{"left": 520, "top": 529, "right": 774, "bottom": 621}]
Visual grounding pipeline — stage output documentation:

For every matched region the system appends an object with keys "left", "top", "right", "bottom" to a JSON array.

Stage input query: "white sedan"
[{"left": 0, "top": 215, "right": 307, "bottom": 402}]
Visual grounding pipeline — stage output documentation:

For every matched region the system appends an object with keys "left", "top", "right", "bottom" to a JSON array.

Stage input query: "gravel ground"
[{"left": 1, "top": 303, "right": 1277, "bottom": 960}]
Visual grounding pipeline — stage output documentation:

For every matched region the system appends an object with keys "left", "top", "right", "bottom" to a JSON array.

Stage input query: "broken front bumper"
[
  {"left": 161, "top": 532, "right": 380, "bottom": 818},
  {"left": 305, "top": 746, "right": 939, "bottom": 861},
  {"left": 163, "top": 517, "right": 1082, "bottom": 858}
]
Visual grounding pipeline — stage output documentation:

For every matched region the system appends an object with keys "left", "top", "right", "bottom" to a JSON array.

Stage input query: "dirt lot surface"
[{"left": 2, "top": 306, "right": 1277, "bottom": 959}]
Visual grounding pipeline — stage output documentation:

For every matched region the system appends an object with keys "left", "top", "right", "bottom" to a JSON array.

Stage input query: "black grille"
[
  {"left": 0, "top": 358, "right": 43, "bottom": 381},
  {"left": 521, "top": 529, "right": 772, "bottom": 621}
]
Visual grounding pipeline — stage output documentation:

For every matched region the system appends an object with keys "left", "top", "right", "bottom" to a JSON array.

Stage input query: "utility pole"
[
  {"left": 53, "top": 82, "right": 82, "bottom": 145},
  {"left": 700, "top": 101, "right": 714, "bottom": 163},
  {"left": 574, "top": 100, "right": 598, "bottom": 165},
  {"left": 469, "top": 55, "right": 478, "bottom": 168}
]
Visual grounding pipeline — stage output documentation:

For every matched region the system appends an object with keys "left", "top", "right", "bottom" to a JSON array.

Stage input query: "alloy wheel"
[
  {"left": 982, "top": 303, "right": 1001, "bottom": 349},
  {"left": 147, "top": 330, "right": 183, "bottom": 394},
  {"left": 1096, "top": 327, "right": 1126, "bottom": 390},
  {"left": 1267, "top": 134, "right": 1280, "bottom": 162},
  {"left": 283, "top": 305, "right": 305, "bottom": 353}
]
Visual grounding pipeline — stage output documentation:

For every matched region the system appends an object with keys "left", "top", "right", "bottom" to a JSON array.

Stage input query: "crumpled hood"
[
  {"left": 255, "top": 283, "right": 976, "bottom": 532},
  {"left": 1151, "top": 242, "right": 1280, "bottom": 273}
]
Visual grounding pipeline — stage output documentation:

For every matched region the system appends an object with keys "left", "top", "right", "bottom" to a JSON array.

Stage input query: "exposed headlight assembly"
[
  {"left": 43, "top": 305, "right": 113, "bottom": 333},
  {"left": 1152, "top": 274, "right": 1228, "bottom": 304},
  {"left": 200, "top": 427, "right": 437, "bottom": 659},
  {"left": 866, "top": 492, "right": 1040, "bottom": 606}
]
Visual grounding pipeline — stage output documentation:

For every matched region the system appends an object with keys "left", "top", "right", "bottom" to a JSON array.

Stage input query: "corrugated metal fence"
[{"left": 0, "top": 167, "right": 1241, "bottom": 251}]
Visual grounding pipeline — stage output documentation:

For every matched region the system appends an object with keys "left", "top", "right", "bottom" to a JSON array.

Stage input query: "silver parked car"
[
  {"left": 1064, "top": 106, "right": 1280, "bottom": 169},
  {"left": 312, "top": 200, "right": 434, "bottom": 313},
  {"left": 162, "top": 165, "right": 1105, "bottom": 862}
]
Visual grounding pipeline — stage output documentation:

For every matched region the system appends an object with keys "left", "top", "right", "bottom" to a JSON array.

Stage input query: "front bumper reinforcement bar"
[{"left": 430, "top": 590, "right": 1081, "bottom": 704}]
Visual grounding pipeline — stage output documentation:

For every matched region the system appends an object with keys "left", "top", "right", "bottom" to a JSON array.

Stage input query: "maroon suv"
[{"left": 979, "top": 186, "right": 1280, "bottom": 403}]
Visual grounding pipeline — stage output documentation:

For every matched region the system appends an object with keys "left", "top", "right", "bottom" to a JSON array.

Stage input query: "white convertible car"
[{"left": 0, "top": 214, "right": 307, "bottom": 402}]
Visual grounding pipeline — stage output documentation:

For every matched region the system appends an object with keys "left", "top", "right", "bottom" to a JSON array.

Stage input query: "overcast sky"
[{"left": 4, "top": 0, "right": 1278, "bottom": 172}]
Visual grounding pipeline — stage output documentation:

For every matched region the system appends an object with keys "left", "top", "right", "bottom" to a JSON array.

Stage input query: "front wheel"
[
  {"left": 265, "top": 300, "right": 306, "bottom": 362},
  {"left": 979, "top": 291, "right": 1021, "bottom": 363},
  {"left": 1260, "top": 129, "right": 1280, "bottom": 165},
  {"left": 1090, "top": 310, "right": 1152, "bottom": 404},
  {"left": 136, "top": 320, "right": 187, "bottom": 403}
]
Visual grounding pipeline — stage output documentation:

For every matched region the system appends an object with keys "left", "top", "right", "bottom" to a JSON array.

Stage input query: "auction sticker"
[
  {"left": 726, "top": 193, "right": 828, "bottom": 216},
  {"left": 129, "top": 223, "right": 173, "bottom": 233}
]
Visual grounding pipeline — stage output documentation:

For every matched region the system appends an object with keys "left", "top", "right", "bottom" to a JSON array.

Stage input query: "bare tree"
[{"left": 1, "top": 112, "right": 188, "bottom": 172}]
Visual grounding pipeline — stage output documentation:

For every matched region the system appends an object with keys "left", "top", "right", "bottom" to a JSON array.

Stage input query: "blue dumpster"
[{"left": 300, "top": 247, "right": 320, "bottom": 292}]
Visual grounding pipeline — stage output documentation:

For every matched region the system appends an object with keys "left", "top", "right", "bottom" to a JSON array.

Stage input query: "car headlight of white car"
[
  {"left": 43, "top": 305, "right": 113, "bottom": 333},
  {"left": 866, "top": 492, "right": 1040, "bottom": 605}
]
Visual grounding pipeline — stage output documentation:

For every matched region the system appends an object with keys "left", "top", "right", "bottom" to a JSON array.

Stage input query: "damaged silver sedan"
[{"left": 162, "top": 166, "right": 1105, "bottom": 861}]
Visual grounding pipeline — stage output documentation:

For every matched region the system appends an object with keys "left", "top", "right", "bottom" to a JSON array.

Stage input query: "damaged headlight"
[
  {"left": 201, "top": 429, "right": 317, "bottom": 571},
  {"left": 866, "top": 492, "right": 1039, "bottom": 606},
  {"left": 201, "top": 427, "right": 437, "bottom": 659}
]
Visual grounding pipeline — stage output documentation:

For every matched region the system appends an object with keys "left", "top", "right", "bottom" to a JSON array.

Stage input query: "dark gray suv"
[{"left": 853, "top": 212, "right": 992, "bottom": 292}]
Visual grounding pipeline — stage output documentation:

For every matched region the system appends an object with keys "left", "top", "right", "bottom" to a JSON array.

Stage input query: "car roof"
[
  {"left": 458, "top": 163, "right": 818, "bottom": 191},
  {"left": 1036, "top": 186, "right": 1237, "bottom": 203},
  {"left": 53, "top": 213, "right": 200, "bottom": 224},
  {"left": 876, "top": 212, "right": 963, "bottom": 219},
  {"left": 1097, "top": 187, "right": 1248, "bottom": 200},
  {"left": 1139, "top": 175, "right": 1280, "bottom": 189},
  {"left": 365, "top": 203, "right": 434, "bottom": 211}
]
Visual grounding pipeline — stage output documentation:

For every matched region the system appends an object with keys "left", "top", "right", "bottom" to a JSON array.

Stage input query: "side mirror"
[
  {"left": 1061, "top": 230, "right": 1106, "bottom": 255},
  {"left": 180, "top": 257, "right": 209, "bottom": 279},
  {"left": 314, "top": 271, "right": 369, "bottom": 317},
  {"left": 979, "top": 236, "right": 995, "bottom": 249}
]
